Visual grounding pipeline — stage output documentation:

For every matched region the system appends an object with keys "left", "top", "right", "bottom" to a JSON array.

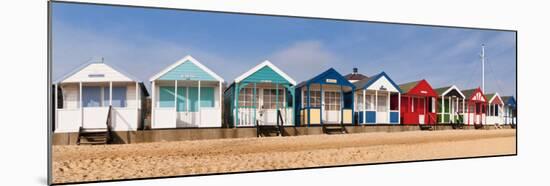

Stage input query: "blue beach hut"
[{"left": 295, "top": 68, "right": 356, "bottom": 126}]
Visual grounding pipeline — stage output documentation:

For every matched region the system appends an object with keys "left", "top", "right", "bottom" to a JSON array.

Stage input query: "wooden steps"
[
  {"left": 419, "top": 125, "right": 433, "bottom": 131},
  {"left": 77, "top": 128, "right": 110, "bottom": 145},
  {"left": 474, "top": 123, "right": 484, "bottom": 129},
  {"left": 257, "top": 125, "right": 282, "bottom": 137},
  {"left": 322, "top": 124, "right": 347, "bottom": 134}
]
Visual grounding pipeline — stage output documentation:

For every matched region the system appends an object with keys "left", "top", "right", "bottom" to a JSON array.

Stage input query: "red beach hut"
[
  {"left": 399, "top": 80, "right": 438, "bottom": 125},
  {"left": 461, "top": 88, "right": 487, "bottom": 125}
]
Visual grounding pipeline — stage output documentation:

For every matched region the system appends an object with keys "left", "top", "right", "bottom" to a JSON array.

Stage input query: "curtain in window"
[{"left": 82, "top": 86, "right": 102, "bottom": 107}]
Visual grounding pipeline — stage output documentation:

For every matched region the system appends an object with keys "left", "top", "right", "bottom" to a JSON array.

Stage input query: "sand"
[{"left": 52, "top": 129, "right": 516, "bottom": 184}]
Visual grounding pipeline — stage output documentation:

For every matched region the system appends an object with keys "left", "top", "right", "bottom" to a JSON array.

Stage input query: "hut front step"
[
  {"left": 77, "top": 128, "right": 110, "bottom": 145},
  {"left": 257, "top": 125, "right": 282, "bottom": 137},
  {"left": 322, "top": 124, "right": 347, "bottom": 134},
  {"left": 419, "top": 125, "right": 433, "bottom": 131}
]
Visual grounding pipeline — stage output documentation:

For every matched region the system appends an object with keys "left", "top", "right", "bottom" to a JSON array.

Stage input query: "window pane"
[
  {"left": 377, "top": 95, "right": 387, "bottom": 112},
  {"left": 188, "top": 87, "right": 198, "bottom": 112},
  {"left": 159, "top": 86, "right": 175, "bottom": 108},
  {"left": 111, "top": 87, "right": 127, "bottom": 107},
  {"left": 83, "top": 86, "right": 102, "bottom": 107},
  {"left": 200, "top": 87, "right": 214, "bottom": 108},
  {"left": 176, "top": 87, "right": 186, "bottom": 112}
]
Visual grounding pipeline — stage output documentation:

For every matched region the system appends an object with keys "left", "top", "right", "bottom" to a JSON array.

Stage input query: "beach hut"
[
  {"left": 502, "top": 96, "right": 517, "bottom": 125},
  {"left": 399, "top": 80, "right": 438, "bottom": 125},
  {"left": 223, "top": 61, "right": 296, "bottom": 127},
  {"left": 295, "top": 68, "right": 355, "bottom": 126},
  {"left": 461, "top": 88, "right": 488, "bottom": 125},
  {"left": 434, "top": 85, "right": 466, "bottom": 124},
  {"left": 149, "top": 55, "right": 224, "bottom": 128},
  {"left": 54, "top": 59, "right": 148, "bottom": 133},
  {"left": 485, "top": 93, "right": 505, "bottom": 125},
  {"left": 352, "top": 72, "right": 401, "bottom": 124},
  {"left": 344, "top": 67, "right": 368, "bottom": 83}
]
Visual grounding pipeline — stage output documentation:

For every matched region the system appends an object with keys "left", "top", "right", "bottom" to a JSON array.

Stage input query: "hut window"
[
  {"left": 356, "top": 92, "right": 363, "bottom": 110},
  {"left": 304, "top": 90, "right": 321, "bottom": 108},
  {"left": 324, "top": 91, "right": 341, "bottom": 111},
  {"left": 159, "top": 86, "right": 175, "bottom": 108},
  {"left": 377, "top": 94, "right": 388, "bottom": 112},
  {"left": 200, "top": 87, "right": 215, "bottom": 108},
  {"left": 82, "top": 86, "right": 102, "bottom": 107},
  {"left": 263, "top": 88, "right": 284, "bottom": 109},
  {"left": 239, "top": 88, "right": 259, "bottom": 107},
  {"left": 390, "top": 94, "right": 399, "bottom": 111},
  {"left": 365, "top": 94, "right": 374, "bottom": 110},
  {"left": 105, "top": 87, "right": 127, "bottom": 107}
]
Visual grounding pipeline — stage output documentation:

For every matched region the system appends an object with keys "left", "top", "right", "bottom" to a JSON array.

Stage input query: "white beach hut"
[
  {"left": 150, "top": 55, "right": 224, "bottom": 128},
  {"left": 486, "top": 92, "right": 505, "bottom": 125},
  {"left": 54, "top": 60, "right": 148, "bottom": 133}
]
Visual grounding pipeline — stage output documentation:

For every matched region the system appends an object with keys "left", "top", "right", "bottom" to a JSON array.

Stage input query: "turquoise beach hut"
[{"left": 223, "top": 61, "right": 296, "bottom": 127}]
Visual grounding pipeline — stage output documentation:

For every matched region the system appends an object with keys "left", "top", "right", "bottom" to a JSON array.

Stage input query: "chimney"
[{"left": 353, "top": 67, "right": 358, "bottom": 74}]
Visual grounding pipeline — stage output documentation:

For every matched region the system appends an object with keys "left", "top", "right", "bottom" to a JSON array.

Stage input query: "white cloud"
[
  {"left": 269, "top": 40, "right": 339, "bottom": 82},
  {"left": 52, "top": 21, "right": 233, "bottom": 91}
]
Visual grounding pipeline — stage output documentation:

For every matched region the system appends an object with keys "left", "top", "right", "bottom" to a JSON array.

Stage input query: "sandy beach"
[{"left": 52, "top": 129, "right": 516, "bottom": 184}]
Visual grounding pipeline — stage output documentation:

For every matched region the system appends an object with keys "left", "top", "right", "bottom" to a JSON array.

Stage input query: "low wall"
[{"left": 52, "top": 124, "right": 515, "bottom": 145}]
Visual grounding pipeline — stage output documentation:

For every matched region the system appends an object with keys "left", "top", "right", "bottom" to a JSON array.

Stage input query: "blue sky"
[{"left": 52, "top": 2, "right": 516, "bottom": 97}]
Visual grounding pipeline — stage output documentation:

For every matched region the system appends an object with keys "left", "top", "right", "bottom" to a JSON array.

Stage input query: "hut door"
[
  {"left": 323, "top": 91, "right": 341, "bottom": 123},
  {"left": 418, "top": 97, "right": 425, "bottom": 124}
]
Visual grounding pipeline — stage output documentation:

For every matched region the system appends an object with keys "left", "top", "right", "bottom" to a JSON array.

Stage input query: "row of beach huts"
[{"left": 52, "top": 55, "right": 516, "bottom": 135}]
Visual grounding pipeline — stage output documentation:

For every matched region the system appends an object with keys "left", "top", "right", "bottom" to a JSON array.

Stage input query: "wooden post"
[
  {"left": 198, "top": 80, "right": 201, "bottom": 126},
  {"left": 54, "top": 83, "right": 58, "bottom": 131},
  {"left": 174, "top": 80, "right": 178, "bottom": 126},
  {"left": 387, "top": 91, "right": 390, "bottom": 123},
  {"left": 362, "top": 89, "right": 366, "bottom": 124},
  {"left": 109, "top": 81, "right": 113, "bottom": 106},
  {"left": 151, "top": 81, "right": 155, "bottom": 128},
  {"left": 253, "top": 83, "right": 257, "bottom": 126},
  {"left": 276, "top": 83, "right": 279, "bottom": 119},
  {"left": 79, "top": 82, "right": 83, "bottom": 128},
  {"left": 375, "top": 90, "right": 378, "bottom": 123},
  {"left": 135, "top": 82, "right": 139, "bottom": 108},
  {"left": 307, "top": 84, "right": 311, "bottom": 127},
  {"left": 234, "top": 83, "right": 239, "bottom": 127},
  {"left": 398, "top": 92, "right": 401, "bottom": 124},
  {"left": 320, "top": 84, "right": 323, "bottom": 125},
  {"left": 441, "top": 95, "right": 445, "bottom": 123}
]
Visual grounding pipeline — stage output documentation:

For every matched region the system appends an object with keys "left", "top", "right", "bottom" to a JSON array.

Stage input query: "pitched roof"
[
  {"left": 296, "top": 68, "right": 355, "bottom": 88},
  {"left": 433, "top": 85, "right": 465, "bottom": 98},
  {"left": 398, "top": 80, "right": 422, "bottom": 93},
  {"left": 55, "top": 60, "right": 141, "bottom": 84},
  {"left": 352, "top": 72, "right": 402, "bottom": 93},
  {"left": 502, "top": 96, "right": 516, "bottom": 106},
  {"left": 344, "top": 73, "right": 368, "bottom": 81},
  {"left": 149, "top": 55, "right": 224, "bottom": 82},
  {"left": 485, "top": 92, "right": 503, "bottom": 104},
  {"left": 434, "top": 86, "right": 452, "bottom": 95},
  {"left": 461, "top": 88, "right": 484, "bottom": 99},
  {"left": 461, "top": 89, "right": 476, "bottom": 98},
  {"left": 234, "top": 60, "right": 296, "bottom": 85}
]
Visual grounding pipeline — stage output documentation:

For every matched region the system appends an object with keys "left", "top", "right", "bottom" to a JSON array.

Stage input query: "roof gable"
[
  {"left": 354, "top": 72, "right": 401, "bottom": 93},
  {"left": 150, "top": 55, "right": 224, "bottom": 82},
  {"left": 487, "top": 93, "right": 504, "bottom": 105},
  {"left": 434, "top": 85, "right": 465, "bottom": 98},
  {"left": 57, "top": 62, "right": 137, "bottom": 83},
  {"left": 462, "top": 88, "right": 487, "bottom": 102},
  {"left": 235, "top": 60, "right": 296, "bottom": 85},
  {"left": 502, "top": 96, "right": 516, "bottom": 107},
  {"left": 399, "top": 79, "right": 437, "bottom": 96},
  {"left": 296, "top": 68, "right": 355, "bottom": 88}
]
